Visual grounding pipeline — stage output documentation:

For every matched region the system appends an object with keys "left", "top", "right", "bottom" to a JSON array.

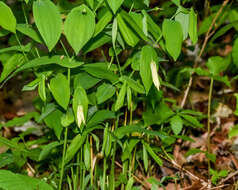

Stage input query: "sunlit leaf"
[
  {"left": 64, "top": 4, "right": 95, "bottom": 54},
  {"left": 33, "top": 0, "right": 62, "bottom": 51},
  {"left": 0, "top": 1, "right": 16, "bottom": 33}
]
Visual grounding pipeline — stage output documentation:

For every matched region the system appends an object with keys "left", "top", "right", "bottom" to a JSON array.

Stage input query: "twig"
[
  {"left": 218, "top": 170, "right": 238, "bottom": 185},
  {"left": 206, "top": 184, "right": 229, "bottom": 190},
  {"left": 180, "top": 0, "right": 230, "bottom": 108},
  {"left": 161, "top": 147, "right": 208, "bottom": 188}
]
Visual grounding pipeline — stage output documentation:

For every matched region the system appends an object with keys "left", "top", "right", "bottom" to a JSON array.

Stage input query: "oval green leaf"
[
  {"left": 162, "top": 19, "right": 183, "bottom": 61},
  {"left": 50, "top": 73, "right": 70, "bottom": 110},
  {"left": 96, "top": 83, "right": 116, "bottom": 104},
  {"left": 170, "top": 115, "right": 183, "bottom": 135},
  {"left": 64, "top": 4, "right": 95, "bottom": 54},
  {"left": 107, "top": 0, "right": 124, "bottom": 14},
  {"left": 33, "top": 0, "right": 62, "bottom": 51},
  {"left": 0, "top": 1, "right": 16, "bottom": 33},
  {"left": 189, "top": 8, "right": 198, "bottom": 45}
]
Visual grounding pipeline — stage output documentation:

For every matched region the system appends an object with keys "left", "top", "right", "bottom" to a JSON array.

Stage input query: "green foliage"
[
  {"left": 209, "top": 169, "right": 228, "bottom": 185},
  {"left": 33, "top": 0, "right": 62, "bottom": 51},
  {"left": 64, "top": 5, "right": 95, "bottom": 54},
  {"left": 0, "top": 2, "right": 16, "bottom": 33},
  {"left": 0, "top": 0, "right": 236, "bottom": 189}
]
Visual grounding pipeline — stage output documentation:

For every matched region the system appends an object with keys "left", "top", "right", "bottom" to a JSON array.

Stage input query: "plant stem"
[
  {"left": 80, "top": 148, "right": 84, "bottom": 190},
  {"left": 90, "top": 135, "right": 94, "bottom": 186},
  {"left": 15, "top": 33, "right": 28, "bottom": 61},
  {"left": 103, "top": 157, "right": 107, "bottom": 190},
  {"left": 207, "top": 77, "right": 214, "bottom": 172},
  {"left": 180, "top": 0, "right": 230, "bottom": 108},
  {"left": 59, "top": 127, "right": 68, "bottom": 190},
  {"left": 109, "top": 121, "right": 118, "bottom": 190},
  {"left": 75, "top": 152, "right": 80, "bottom": 190}
]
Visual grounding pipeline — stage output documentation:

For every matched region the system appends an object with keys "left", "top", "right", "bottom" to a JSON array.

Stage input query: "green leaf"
[
  {"left": 0, "top": 43, "right": 31, "bottom": 54},
  {"left": 122, "top": 11, "right": 148, "bottom": 42},
  {"left": 64, "top": 4, "right": 95, "bottom": 54},
  {"left": 181, "top": 114, "right": 203, "bottom": 128},
  {"left": 0, "top": 111, "right": 40, "bottom": 129},
  {"left": 83, "top": 32, "right": 111, "bottom": 53},
  {"left": 16, "top": 24, "right": 42, "bottom": 43},
  {"left": 143, "top": 102, "right": 175, "bottom": 125},
  {"left": 205, "top": 152, "right": 216, "bottom": 163},
  {"left": 112, "top": 17, "right": 118, "bottom": 49},
  {"left": 170, "top": 115, "right": 183, "bottom": 135},
  {"left": 234, "top": 93, "right": 238, "bottom": 116},
  {"left": 175, "top": 9, "right": 189, "bottom": 40},
  {"left": 33, "top": 0, "right": 62, "bottom": 51},
  {"left": 64, "top": 126, "right": 102, "bottom": 164},
  {"left": 73, "top": 86, "right": 88, "bottom": 128},
  {"left": 144, "top": 11, "right": 165, "bottom": 50},
  {"left": 0, "top": 136, "right": 23, "bottom": 150},
  {"left": 107, "top": 0, "right": 124, "bottom": 14},
  {"left": 213, "top": 75, "right": 231, "bottom": 87},
  {"left": 61, "top": 108, "right": 75, "bottom": 127},
  {"left": 94, "top": 9, "right": 113, "bottom": 36},
  {"left": 188, "top": 8, "right": 198, "bottom": 44},
  {"left": 44, "top": 109, "right": 64, "bottom": 139},
  {"left": 114, "top": 125, "right": 174, "bottom": 143},
  {"left": 65, "top": 134, "right": 85, "bottom": 164},
  {"left": 84, "top": 138, "right": 91, "bottom": 170},
  {"left": 0, "top": 153, "right": 14, "bottom": 168},
  {"left": 38, "top": 141, "right": 61, "bottom": 161},
  {"left": 198, "top": 14, "right": 214, "bottom": 36},
  {"left": 0, "top": 170, "right": 53, "bottom": 190},
  {"left": 0, "top": 54, "right": 25, "bottom": 83},
  {"left": 87, "top": 110, "right": 115, "bottom": 127},
  {"left": 219, "top": 170, "right": 228, "bottom": 177},
  {"left": 185, "top": 148, "right": 203, "bottom": 157},
  {"left": 229, "top": 125, "right": 238, "bottom": 138},
  {"left": 125, "top": 177, "right": 134, "bottom": 190},
  {"left": 120, "top": 76, "right": 145, "bottom": 94},
  {"left": 142, "top": 144, "right": 149, "bottom": 172},
  {"left": 232, "top": 37, "right": 238, "bottom": 67},
  {"left": 210, "top": 22, "right": 236, "bottom": 44},
  {"left": 50, "top": 73, "right": 70, "bottom": 110},
  {"left": 140, "top": 45, "right": 158, "bottom": 94},
  {"left": 117, "top": 12, "right": 139, "bottom": 47},
  {"left": 143, "top": 142, "right": 163, "bottom": 166},
  {"left": 38, "top": 75, "right": 46, "bottom": 102},
  {"left": 0, "top": 1, "right": 16, "bottom": 33},
  {"left": 206, "top": 56, "right": 229, "bottom": 75},
  {"left": 1, "top": 56, "right": 84, "bottom": 85},
  {"left": 96, "top": 83, "right": 116, "bottom": 104},
  {"left": 83, "top": 63, "right": 118, "bottom": 83},
  {"left": 74, "top": 72, "right": 101, "bottom": 90},
  {"left": 115, "top": 81, "right": 127, "bottom": 111},
  {"left": 171, "top": 0, "right": 180, "bottom": 6},
  {"left": 162, "top": 19, "right": 183, "bottom": 61},
  {"left": 85, "top": 0, "right": 94, "bottom": 9}
]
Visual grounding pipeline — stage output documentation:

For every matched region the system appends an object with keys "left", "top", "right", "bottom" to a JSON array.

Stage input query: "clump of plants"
[{"left": 0, "top": 0, "right": 238, "bottom": 189}]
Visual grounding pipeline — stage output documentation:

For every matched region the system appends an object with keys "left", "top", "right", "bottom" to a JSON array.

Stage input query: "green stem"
[
  {"left": 15, "top": 33, "right": 28, "bottom": 61},
  {"left": 21, "top": 2, "right": 28, "bottom": 24},
  {"left": 74, "top": 152, "right": 80, "bottom": 190},
  {"left": 103, "top": 157, "right": 107, "bottom": 190},
  {"left": 90, "top": 136, "right": 94, "bottom": 187},
  {"left": 207, "top": 77, "right": 214, "bottom": 172},
  {"left": 60, "top": 40, "right": 70, "bottom": 58},
  {"left": 80, "top": 149, "right": 84, "bottom": 190},
  {"left": 59, "top": 127, "right": 68, "bottom": 190}
]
